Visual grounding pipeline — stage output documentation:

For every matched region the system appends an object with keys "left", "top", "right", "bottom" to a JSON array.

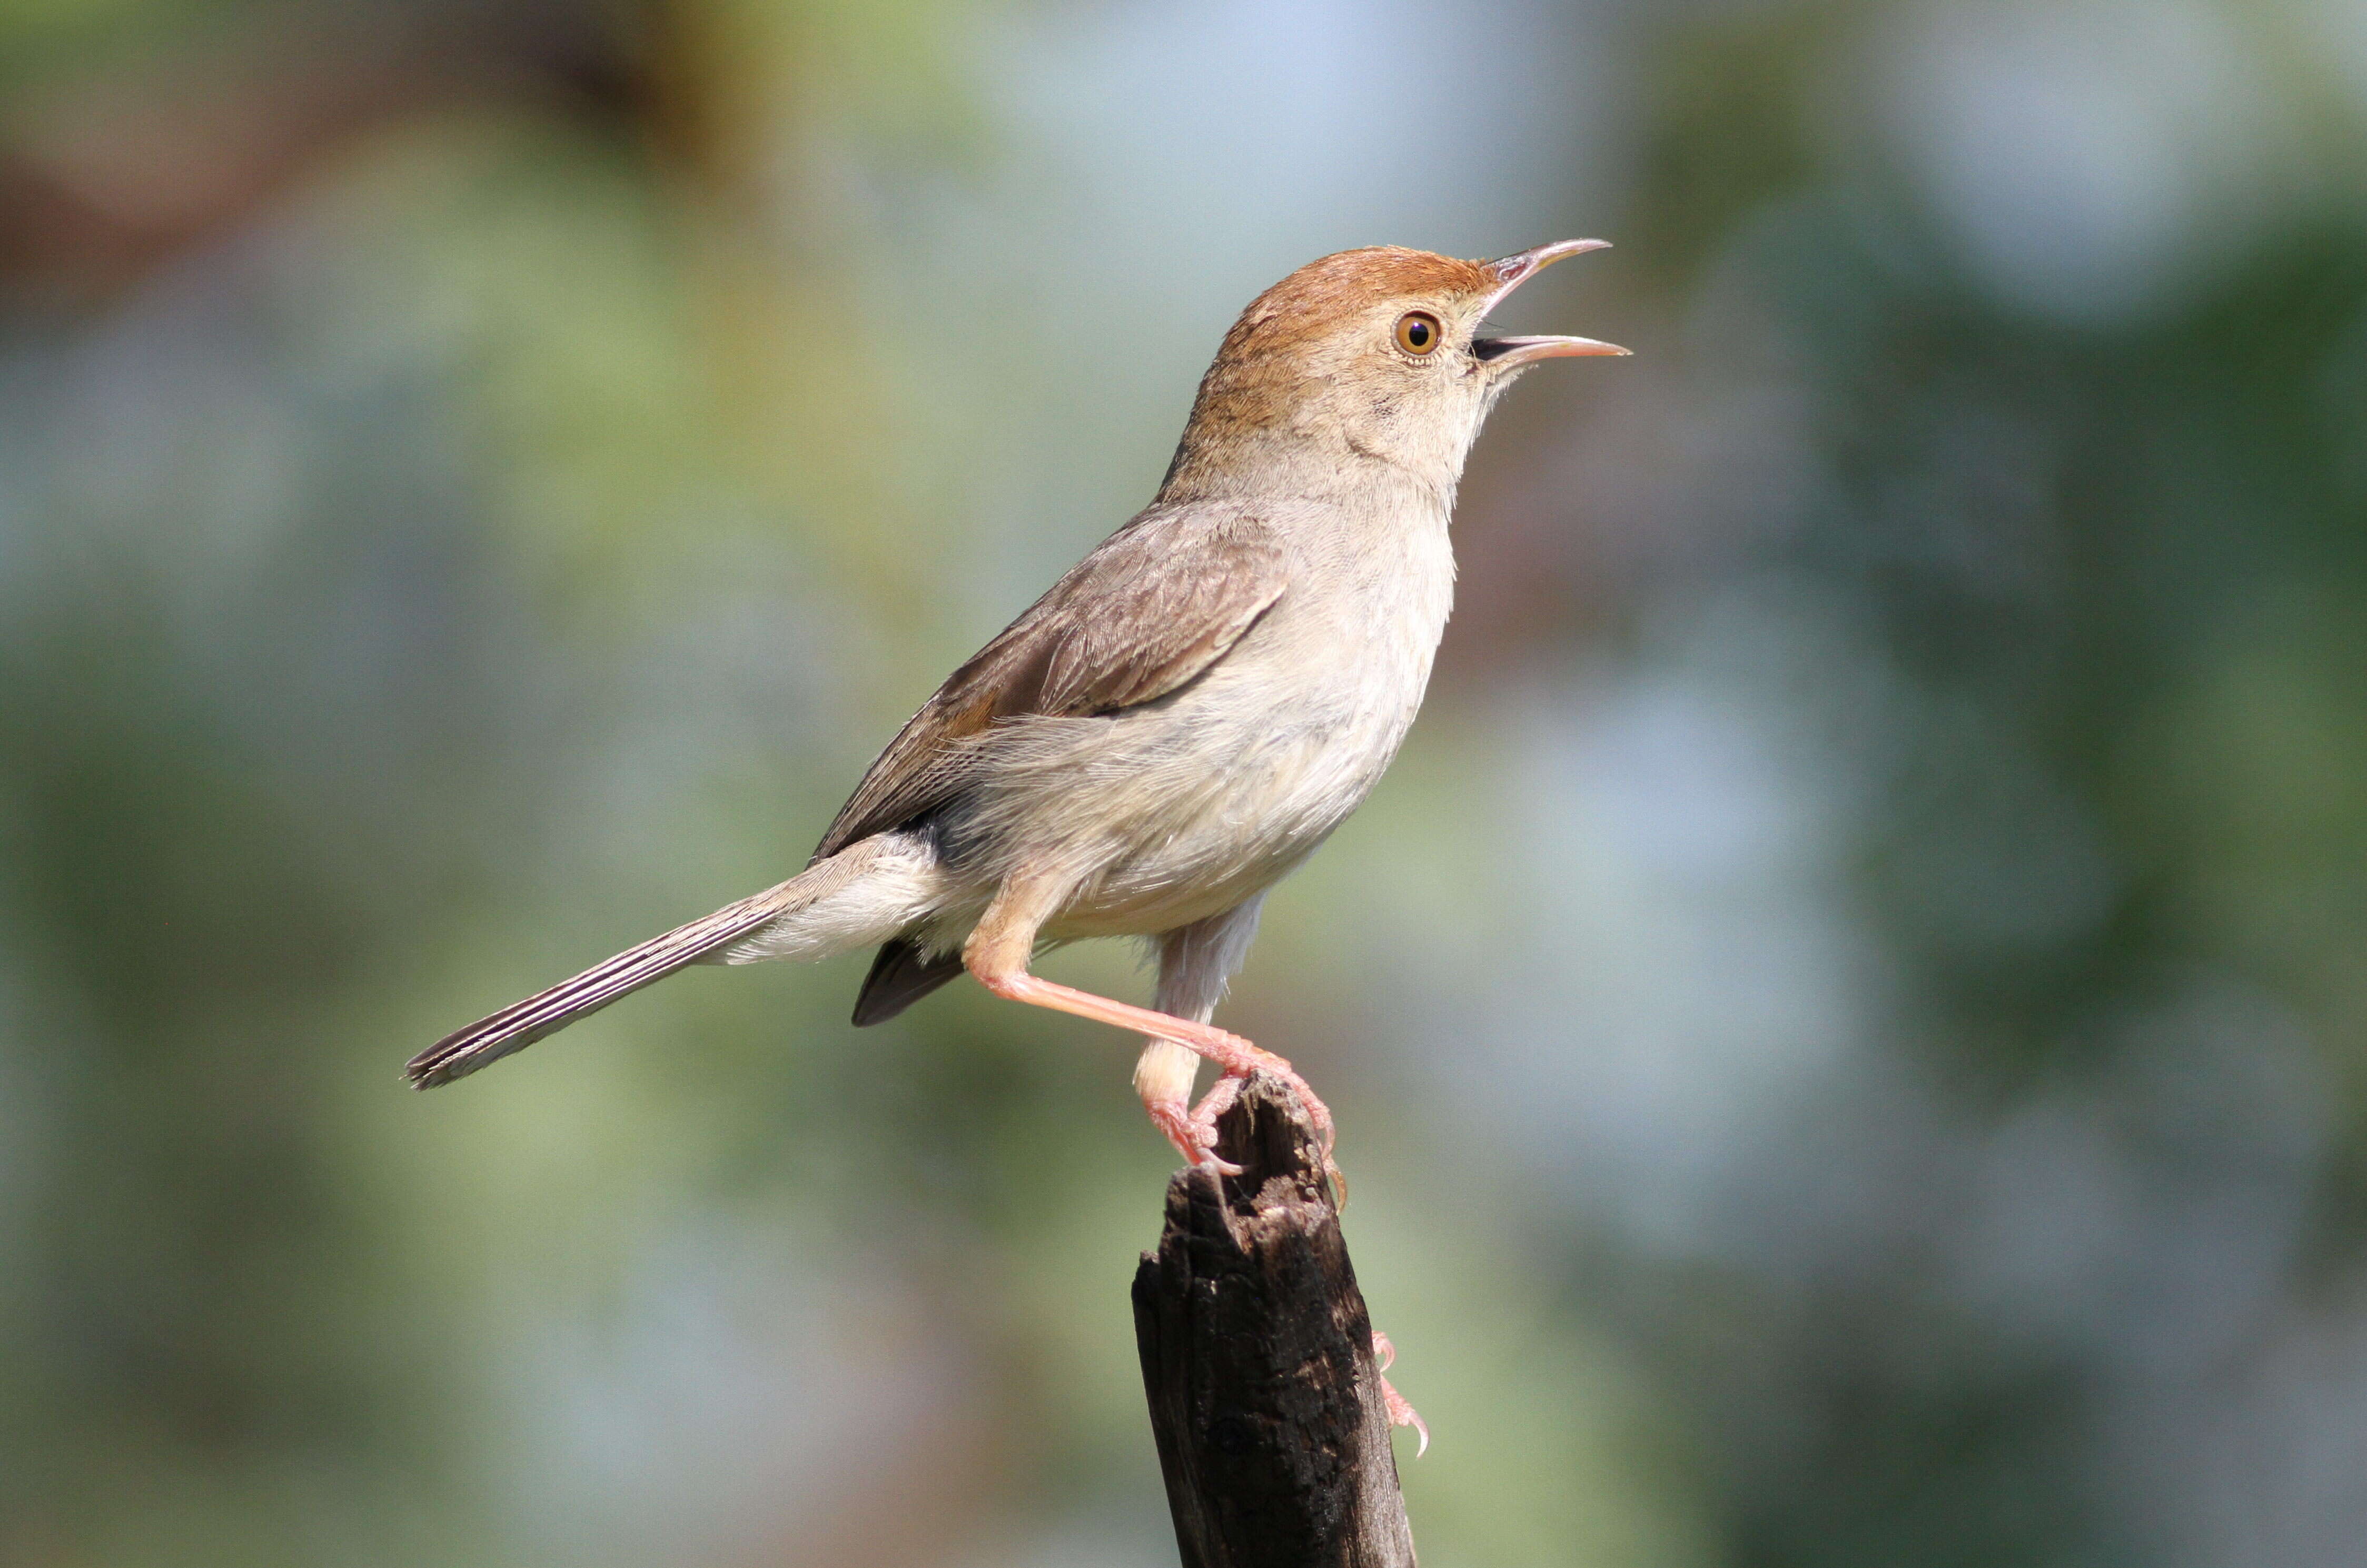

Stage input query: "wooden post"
[{"left": 1131, "top": 1073, "right": 1417, "bottom": 1567}]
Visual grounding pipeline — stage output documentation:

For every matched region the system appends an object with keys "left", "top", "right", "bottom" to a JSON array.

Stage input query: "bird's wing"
[{"left": 814, "top": 506, "right": 1288, "bottom": 860}]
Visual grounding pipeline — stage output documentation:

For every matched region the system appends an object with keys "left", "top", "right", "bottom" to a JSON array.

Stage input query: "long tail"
[
  {"left": 406, "top": 882, "right": 804, "bottom": 1088},
  {"left": 407, "top": 834, "right": 943, "bottom": 1089}
]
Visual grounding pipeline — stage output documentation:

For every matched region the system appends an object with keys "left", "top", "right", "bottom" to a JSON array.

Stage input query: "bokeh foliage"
[{"left": 3, "top": 1, "right": 2364, "bottom": 1564}]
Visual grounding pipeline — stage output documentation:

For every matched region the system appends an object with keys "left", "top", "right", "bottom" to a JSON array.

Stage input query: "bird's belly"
[
  {"left": 1057, "top": 748, "right": 1369, "bottom": 934},
  {"left": 986, "top": 652, "right": 1429, "bottom": 940}
]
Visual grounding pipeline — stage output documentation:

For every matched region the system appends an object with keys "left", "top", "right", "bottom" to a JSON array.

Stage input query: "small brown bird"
[{"left": 410, "top": 240, "right": 1625, "bottom": 1179}]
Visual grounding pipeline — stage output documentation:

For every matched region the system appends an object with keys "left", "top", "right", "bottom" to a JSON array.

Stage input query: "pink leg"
[
  {"left": 1127, "top": 1072, "right": 1253, "bottom": 1176},
  {"left": 1188, "top": 1072, "right": 1244, "bottom": 1149},
  {"left": 966, "top": 885, "right": 1337, "bottom": 1189},
  {"left": 972, "top": 968, "right": 1336, "bottom": 1159},
  {"left": 1137, "top": 1039, "right": 1241, "bottom": 1173},
  {"left": 1144, "top": 1093, "right": 1242, "bottom": 1175},
  {"left": 1371, "top": 1331, "right": 1428, "bottom": 1455}
]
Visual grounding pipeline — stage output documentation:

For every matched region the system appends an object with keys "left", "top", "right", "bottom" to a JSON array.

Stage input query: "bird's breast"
[
  {"left": 1037, "top": 507, "right": 1457, "bottom": 935},
  {"left": 928, "top": 492, "right": 1459, "bottom": 940}
]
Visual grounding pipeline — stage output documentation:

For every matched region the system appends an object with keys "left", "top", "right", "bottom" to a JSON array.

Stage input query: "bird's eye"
[{"left": 1394, "top": 311, "right": 1442, "bottom": 356}]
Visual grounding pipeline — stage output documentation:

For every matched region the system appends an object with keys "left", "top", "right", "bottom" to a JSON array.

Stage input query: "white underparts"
[{"left": 716, "top": 834, "right": 952, "bottom": 965}]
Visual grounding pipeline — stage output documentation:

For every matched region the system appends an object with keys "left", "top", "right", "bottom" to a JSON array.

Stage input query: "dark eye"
[{"left": 1394, "top": 311, "right": 1442, "bottom": 356}]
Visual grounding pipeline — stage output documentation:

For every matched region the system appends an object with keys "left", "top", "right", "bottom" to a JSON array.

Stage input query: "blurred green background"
[{"left": 4, "top": 1, "right": 2365, "bottom": 1563}]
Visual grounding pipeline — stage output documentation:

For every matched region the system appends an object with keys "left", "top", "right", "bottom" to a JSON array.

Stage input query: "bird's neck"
[{"left": 1156, "top": 419, "right": 1464, "bottom": 516}]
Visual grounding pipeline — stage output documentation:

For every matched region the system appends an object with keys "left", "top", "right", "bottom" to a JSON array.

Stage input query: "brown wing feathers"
[
  {"left": 815, "top": 509, "right": 1285, "bottom": 860},
  {"left": 830, "top": 509, "right": 1284, "bottom": 1028}
]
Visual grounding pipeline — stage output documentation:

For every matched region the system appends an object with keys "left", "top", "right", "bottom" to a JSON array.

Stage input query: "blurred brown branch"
[{"left": 0, "top": 1, "right": 655, "bottom": 312}]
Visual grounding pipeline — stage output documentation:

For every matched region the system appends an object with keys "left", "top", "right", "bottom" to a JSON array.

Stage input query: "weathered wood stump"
[{"left": 1132, "top": 1072, "right": 1416, "bottom": 1567}]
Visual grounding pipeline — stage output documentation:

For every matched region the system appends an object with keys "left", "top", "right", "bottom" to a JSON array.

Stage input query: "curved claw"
[
  {"left": 1189, "top": 1072, "right": 1243, "bottom": 1138},
  {"left": 1372, "top": 1333, "right": 1428, "bottom": 1455},
  {"left": 1187, "top": 1063, "right": 1347, "bottom": 1204},
  {"left": 1149, "top": 1086, "right": 1249, "bottom": 1174}
]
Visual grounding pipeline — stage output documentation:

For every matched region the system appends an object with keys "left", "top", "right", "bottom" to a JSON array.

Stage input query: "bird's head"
[{"left": 1161, "top": 240, "right": 1627, "bottom": 504}]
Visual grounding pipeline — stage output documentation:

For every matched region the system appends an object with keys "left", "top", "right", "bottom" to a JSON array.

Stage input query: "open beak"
[{"left": 1473, "top": 238, "right": 1629, "bottom": 368}]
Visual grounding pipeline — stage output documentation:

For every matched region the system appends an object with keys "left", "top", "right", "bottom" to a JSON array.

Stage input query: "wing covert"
[{"left": 813, "top": 507, "right": 1286, "bottom": 860}]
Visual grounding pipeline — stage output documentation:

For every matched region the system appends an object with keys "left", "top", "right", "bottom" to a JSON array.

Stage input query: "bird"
[{"left": 408, "top": 239, "right": 1627, "bottom": 1184}]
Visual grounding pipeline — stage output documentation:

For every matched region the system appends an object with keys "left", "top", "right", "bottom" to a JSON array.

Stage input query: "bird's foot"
[
  {"left": 1186, "top": 1072, "right": 1243, "bottom": 1152},
  {"left": 1372, "top": 1331, "right": 1428, "bottom": 1456},
  {"left": 1185, "top": 1065, "right": 1347, "bottom": 1205},
  {"left": 1217, "top": 1055, "right": 1342, "bottom": 1204},
  {"left": 970, "top": 967, "right": 1341, "bottom": 1192},
  {"left": 1147, "top": 1095, "right": 1243, "bottom": 1175}
]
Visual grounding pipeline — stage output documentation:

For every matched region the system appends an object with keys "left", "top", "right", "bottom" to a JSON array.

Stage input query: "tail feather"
[
  {"left": 848, "top": 938, "right": 967, "bottom": 1026},
  {"left": 410, "top": 832, "right": 947, "bottom": 1089},
  {"left": 407, "top": 881, "right": 803, "bottom": 1089}
]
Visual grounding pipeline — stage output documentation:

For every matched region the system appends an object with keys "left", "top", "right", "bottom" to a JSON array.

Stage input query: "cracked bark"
[{"left": 1132, "top": 1073, "right": 1416, "bottom": 1567}]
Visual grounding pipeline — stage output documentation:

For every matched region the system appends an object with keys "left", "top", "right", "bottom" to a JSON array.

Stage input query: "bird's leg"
[
  {"left": 976, "top": 968, "right": 1335, "bottom": 1156},
  {"left": 1135, "top": 1039, "right": 1238, "bottom": 1172},
  {"left": 1133, "top": 1050, "right": 1250, "bottom": 1172},
  {"left": 965, "top": 887, "right": 1335, "bottom": 1166},
  {"left": 1138, "top": 902, "right": 1267, "bottom": 1172}
]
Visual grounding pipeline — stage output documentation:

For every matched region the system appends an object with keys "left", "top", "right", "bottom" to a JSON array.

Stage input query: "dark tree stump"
[{"left": 1131, "top": 1073, "right": 1416, "bottom": 1567}]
